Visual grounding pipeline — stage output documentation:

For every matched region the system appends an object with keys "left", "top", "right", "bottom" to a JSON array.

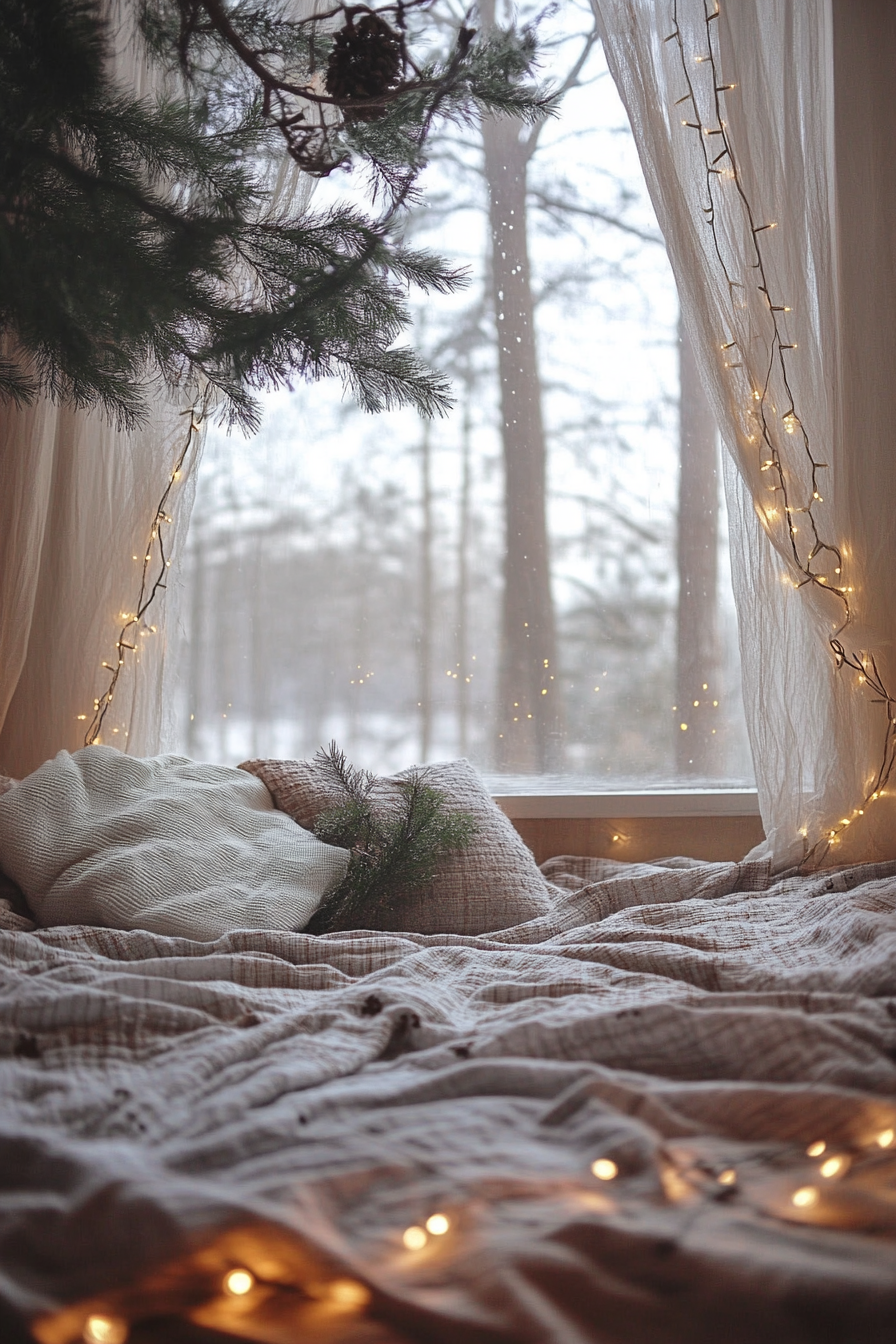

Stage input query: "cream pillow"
[{"left": 0, "top": 747, "right": 348, "bottom": 941}]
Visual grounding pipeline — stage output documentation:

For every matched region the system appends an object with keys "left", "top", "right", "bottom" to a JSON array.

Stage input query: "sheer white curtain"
[
  {"left": 0, "top": 394, "right": 200, "bottom": 778},
  {"left": 592, "top": 0, "right": 896, "bottom": 866}
]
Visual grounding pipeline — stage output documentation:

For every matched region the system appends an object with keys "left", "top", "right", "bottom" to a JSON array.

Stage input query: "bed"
[{"left": 1, "top": 754, "right": 896, "bottom": 1343}]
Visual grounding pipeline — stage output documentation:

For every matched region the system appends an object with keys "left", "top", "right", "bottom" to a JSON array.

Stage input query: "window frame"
[{"left": 494, "top": 789, "right": 763, "bottom": 864}]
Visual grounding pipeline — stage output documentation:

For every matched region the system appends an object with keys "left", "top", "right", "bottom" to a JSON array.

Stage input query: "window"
[{"left": 173, "top": 4, "right": 754, "bottom": 795}]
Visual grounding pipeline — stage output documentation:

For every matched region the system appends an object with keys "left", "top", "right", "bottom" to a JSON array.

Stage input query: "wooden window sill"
[{"left": 494, "top": 791, "right": 764, "bottom": 865}]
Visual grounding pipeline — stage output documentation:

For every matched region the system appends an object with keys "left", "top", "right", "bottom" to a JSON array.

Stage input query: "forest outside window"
[{"left": 174, "top": 0, "right": 755, "bottom": 796}]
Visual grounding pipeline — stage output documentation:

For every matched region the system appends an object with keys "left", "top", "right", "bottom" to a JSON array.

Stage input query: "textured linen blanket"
[{"left": 2, "top": 854, "right": 896, "bottom": 1343}]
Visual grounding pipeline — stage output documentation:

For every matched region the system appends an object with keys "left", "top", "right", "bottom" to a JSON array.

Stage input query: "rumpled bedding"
[{"left": 2, "top": 854, "right": 896, "bottom": 1343}]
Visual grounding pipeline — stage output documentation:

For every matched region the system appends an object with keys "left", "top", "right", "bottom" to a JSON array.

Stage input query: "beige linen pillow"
[{"left": 239, "top": 756, "right": 553, "bottom": 935}]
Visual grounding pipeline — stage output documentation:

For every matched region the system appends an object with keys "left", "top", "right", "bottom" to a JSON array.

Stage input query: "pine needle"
[{"left": 306, "top": 742, "right": 477, "bottom": 932}]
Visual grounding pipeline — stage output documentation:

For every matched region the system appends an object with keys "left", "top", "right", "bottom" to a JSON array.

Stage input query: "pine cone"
[{"left": 325, "top": 12, "right": 402, "bottom": 121}]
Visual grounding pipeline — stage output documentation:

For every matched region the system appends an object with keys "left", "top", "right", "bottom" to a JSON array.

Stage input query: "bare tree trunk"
[
  {"left": 481, "top": 0, "right": 562, "bottom": 773},
  {"left": 676, "top": 318, "right": 722, "bottom": 775},
  {"left": 186, "top": 515, "right": 205, "bottom": 758},
  {"left": 418, "top": 421, "right": 434, "bottom": 760},
  {"left": 455, "top": 392, "right": 472, "bottom": 756},
  {"left": 215, "top": 541, "right": 232, "bottom": 761},
  {"left": 348, "top": 496, "right": 368, "bottom": 757},
  {"left": 249, "top": 530, "right": 265, "bottom": 759}
]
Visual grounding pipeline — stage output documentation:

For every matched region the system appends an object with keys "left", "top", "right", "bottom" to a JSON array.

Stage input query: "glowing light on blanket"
[
  {"left": 806, "top": 1140, "right": 826, "bottom": 1157},
  {"left": 591, "top": 1159, "right": 618, "bottom": 1181},
  {"left": 819, "top": 1156, "right": 847, "bottom": 1179},
  {"left": 223, "top": 1268, "right": 255, "bottom": 1296},
  {"left": 82, "top": 1317, "right": 128, "bottom": 1344},
  {"left": 425, "top": 1213, "right": 450, "bottom": 1235},
  {"left": 878, "top": 1128, "right": 895, "bottom": 1148},
  {"left": 402, "top": 1226, "right": 428, "bottom": 1251},
  {"left": 326, "top": 1279, "right": 372, "bottom": 1308},
  {"left": 791, "top": 1187, "right": 819, "bottom": 1209}
]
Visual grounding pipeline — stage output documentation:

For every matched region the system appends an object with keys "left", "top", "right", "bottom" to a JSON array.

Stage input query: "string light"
[
  {"left": 658, "top": 1141, "right": 896, "bottom": 1228},
  {"left": 82, "top": 400, "right": 207, "bottom": 746},
  {"left": 591, "top": 1158, "right": 618, "bottom": 1180},
  {"left": 223, "top": 1268, "right": 255, "bottom": 1296},
  {"left": 326, "top": 1279, "right": 371, "bottom": 1308},
  {"left": 82, "top": 1317, "right": 128, "bottom": 1344},
  {"left": 668, "top": 0, "right": 895, "bottom": 860},
  {"left": 791, "top": 1186, "right": 818, "bottom": 1208},
  {"left": 50, "top": 1129, "right": 896, "bottom": 1335}
]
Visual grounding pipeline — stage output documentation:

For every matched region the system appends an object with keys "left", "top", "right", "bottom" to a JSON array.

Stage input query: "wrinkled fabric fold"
[{"left": 2, "top": 857, "right": 896, "bottom": 1339}]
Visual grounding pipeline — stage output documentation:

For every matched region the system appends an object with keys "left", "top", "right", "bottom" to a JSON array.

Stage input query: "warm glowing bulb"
[
  {"left": 792, "top": 1186, "right": 819, "bottom": 1208},
  {"left": 327, "top": 1279, "right": 371, "bottom": 1308},
  {"left": 223, "top": 1269, "right": 255, "bottom": 1296},
  {"left": 83, "top": 1318, "right": 128, "bottom": 1344},
  {"left": 717, "top": 1169, "right": 736, "bottom": 1186},
  {"left": 425, "top": 1213, "right": 450, "bottom": 1235},
  {"left": 680, "top": 723, "right": 688, "bottom": 731},
  {"left": 877, "top": 1128, "right": 895, "bottom": 1149},
  {"left": 591, "top": 1159, "right": 618, "bottom": 1181},
  {"left": 403, "top": 1226, "right": 428, "bottom": 1250},
  {"left": 820, "top": 1156, "right": 845, "bottom": 1178},
  {"left": 806, "top": 1140, "right": 826, "bottom": 1157}
]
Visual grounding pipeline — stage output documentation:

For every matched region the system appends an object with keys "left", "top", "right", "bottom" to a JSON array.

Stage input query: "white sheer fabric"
[
  {"left": 592, "top": 0, "right": 896, "bottom": 866},
  {"left": 0, "top": 396, "right": 199, "bottom": 777}
]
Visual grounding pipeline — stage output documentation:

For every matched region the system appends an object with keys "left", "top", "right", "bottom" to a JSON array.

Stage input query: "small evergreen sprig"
[{"left": 306, "top": 742, "right": 477, "bottom": 933}]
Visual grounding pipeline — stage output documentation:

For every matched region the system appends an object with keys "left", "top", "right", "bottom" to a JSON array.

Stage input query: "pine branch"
[
  {"left": 306, "top": 742, "right": 478, "bottom": 932},
  {"left": 0, "top": 0, "right": 551, "bottom": 426}
]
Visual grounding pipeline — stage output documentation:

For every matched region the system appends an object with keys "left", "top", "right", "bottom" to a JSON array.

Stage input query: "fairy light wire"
[
  {"left": 84, "top": 401, "right": 206, "bottom": 747},
  {"left": 667, "top": 0, "right": 895, "bottom": 859}
]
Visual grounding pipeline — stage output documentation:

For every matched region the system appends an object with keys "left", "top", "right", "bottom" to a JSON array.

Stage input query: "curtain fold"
[
  {"left": 592, "top": 0, "right": 896, "bottom": 866},
  {"left": 0, "top": 396, "right": 200, "bottom": 777},
  {"left": 0, "top": 1, "right": 202, "bottom": 778}
]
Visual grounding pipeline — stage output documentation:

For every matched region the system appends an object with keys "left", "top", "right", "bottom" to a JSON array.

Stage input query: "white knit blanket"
[
  {"left": 0, "top": 747, "right": 348, "bottom": 941},
  {"left": 2, "top": 854, "right": 896, "bottom": 1342}
]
